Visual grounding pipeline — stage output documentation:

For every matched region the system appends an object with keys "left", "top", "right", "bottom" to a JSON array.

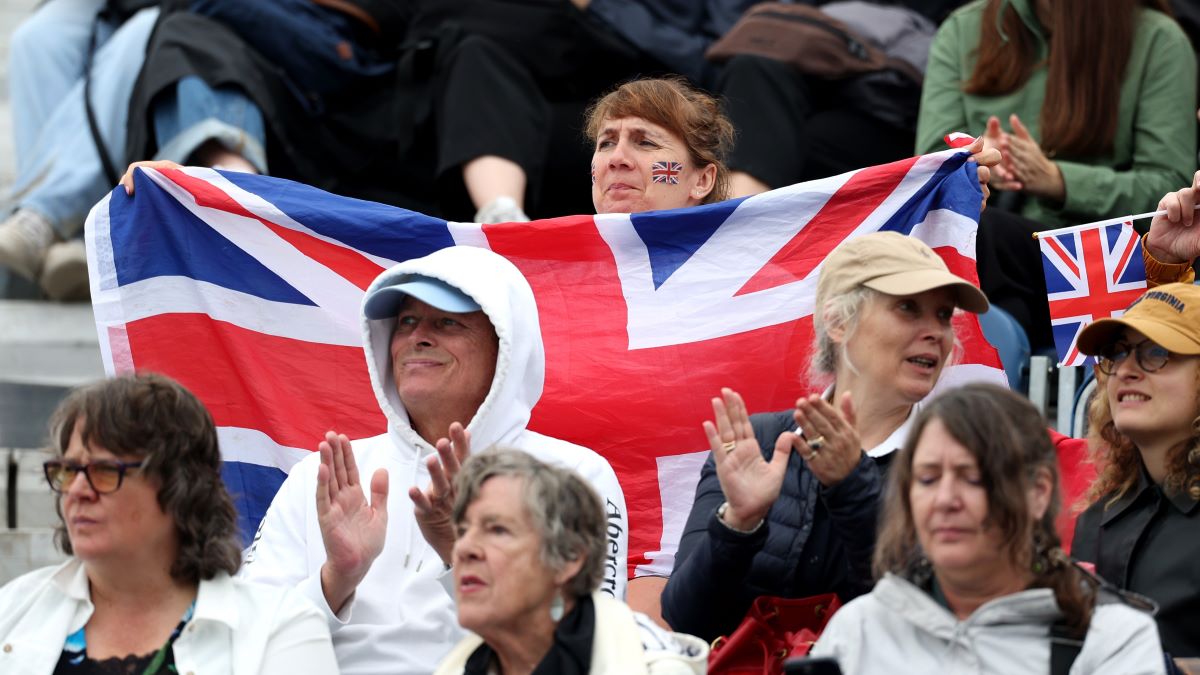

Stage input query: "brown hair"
[
  {"left": 1084, "top": 366, "right": 1200, "bottom": 506},
  {"left": 453, "top": 449, "right": 607, "bottom": 599},
  {"left": 963, "top": 0, "right": 1172, "bottom": 157},
  {"left": 49, "top": 373, "right": 242, "bottom": 582},
  {"left": 585, "top": 76, "right": 734, "bottom": 204},
  {"left": 875, "top": 383, "right": 1096, "bottom": 634}
]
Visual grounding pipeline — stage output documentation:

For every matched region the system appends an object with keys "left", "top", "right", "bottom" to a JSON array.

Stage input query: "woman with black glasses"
[
  {"left": 1072, "top": 281, "right": 1200, "bottom": 660},
  {"left": 0, "top": 373, "right": 339, "bottom": 674}
]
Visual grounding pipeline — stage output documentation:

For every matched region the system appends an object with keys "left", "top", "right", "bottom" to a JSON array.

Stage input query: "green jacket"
[{"left": 916, "top": 0, "right": 1197, "bottom": 226}]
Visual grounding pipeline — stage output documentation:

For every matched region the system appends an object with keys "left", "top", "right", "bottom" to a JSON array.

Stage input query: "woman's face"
[
  {"left": 60, "top": 422, "right": 176, "bottom": 566},
  {"left": 453, "top": 476, "right": 579, "bottom": 638},
  {"left": 909, "top": 418, "right": 1009, "bottom": 582},
  {"left": 910, "top": 418, "right": 1053, "bottom": 588},
  {"left": 590, "top": 116, "right": 716, "bottom": 214},
  {"left": 835, "top": 288, "right": 956, "bottom": 404},
  {"left": 1104, "top": 328, "right": 1200, "bottom": 447}
]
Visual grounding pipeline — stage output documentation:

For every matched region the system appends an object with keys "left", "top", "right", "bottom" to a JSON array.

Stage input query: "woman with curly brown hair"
[
  {"left": 0, "top": 373, "right": 338, "bottom": 674},
  {"left": 1072, "top": 281, "right": 1200, "bottom": 659}
]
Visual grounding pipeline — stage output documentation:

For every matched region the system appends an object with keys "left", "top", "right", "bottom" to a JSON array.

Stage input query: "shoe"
[
  {"left": 473, "top": 196, "right": 530, "bottom": 224},
  {"left": 40, "top": 239, "right": 90, "bottom": 301},
  {"left": 0, "top": 209, "right": 56, "bottom": 281}
]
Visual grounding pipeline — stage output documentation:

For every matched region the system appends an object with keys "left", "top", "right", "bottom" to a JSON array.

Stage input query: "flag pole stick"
[{"left": 1031, "top": 204, "right": 1200, "bottom": 239}]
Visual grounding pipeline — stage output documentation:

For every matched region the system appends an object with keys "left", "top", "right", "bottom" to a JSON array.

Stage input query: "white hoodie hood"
[{"left": 361, "top": 245, "right": 544, "bottom": 453}]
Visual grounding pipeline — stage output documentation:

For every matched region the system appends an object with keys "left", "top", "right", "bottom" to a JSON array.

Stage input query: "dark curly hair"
[
  {"left": 48, "top": 372, "right": 242, "bottom": 582},
  {"left": 584, "top": 76, "right": 734, "bottom": 204}
]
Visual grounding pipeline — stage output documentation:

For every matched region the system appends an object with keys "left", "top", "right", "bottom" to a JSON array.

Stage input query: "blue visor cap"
[{"left": 363, "top": 275, "right": 482, "bottom": 319}]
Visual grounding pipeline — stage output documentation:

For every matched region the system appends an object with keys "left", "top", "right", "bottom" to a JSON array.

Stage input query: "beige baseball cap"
[
  {"left": 1076, "top": 282, "right": 1200, "bottom": 356},
  {"left": 815, "top": 231, "right": 989, "bottom": 313}
]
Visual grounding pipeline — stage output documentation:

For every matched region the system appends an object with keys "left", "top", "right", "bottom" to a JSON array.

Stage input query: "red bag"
[{"left": 708, "top": 594, "right": 842, "bottom": 675}]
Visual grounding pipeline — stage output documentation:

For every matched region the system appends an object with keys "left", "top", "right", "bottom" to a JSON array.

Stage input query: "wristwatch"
[{"left": 716, "top": 501, "right": 764, "bottom": 534}]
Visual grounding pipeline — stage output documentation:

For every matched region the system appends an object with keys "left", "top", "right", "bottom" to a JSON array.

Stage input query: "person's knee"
[{"left": 11, "top": 3, "right": 94, "bottom": 68}]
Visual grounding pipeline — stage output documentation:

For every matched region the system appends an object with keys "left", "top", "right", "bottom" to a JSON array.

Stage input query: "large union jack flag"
[
  {"left": 1040, "top": 221, "right": 1148, "bottom": 367},
  {"left": 84, "top": 148, "right": 1003, "bottom": 579}
]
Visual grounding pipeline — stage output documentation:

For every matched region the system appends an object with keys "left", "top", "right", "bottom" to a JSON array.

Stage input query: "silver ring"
[{"left": 807, "top": 435, "right": 826, "bottom": 451}]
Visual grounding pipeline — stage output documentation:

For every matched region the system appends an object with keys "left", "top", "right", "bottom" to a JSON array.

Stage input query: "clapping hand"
[
  {"left": 409, "top": 422, "right": 470, "bottom": 566},
  {"left": 703, "top": 388, "right": 793, "bottom": 532},
  {"left": 1006, "top": 114, "right": 1065, "bottom": 201},
  {"left": 983, "top": 116, "right": 1020, "bottom": 191},
  {"left": 1144, "top": 170, "right": 1200, "bottom": 265},
  {"left": 790, "top": 392, "right": 862, "bottom": 487},
  {"left": 316, "top": 431, "right": 389, "bottom": 614}
]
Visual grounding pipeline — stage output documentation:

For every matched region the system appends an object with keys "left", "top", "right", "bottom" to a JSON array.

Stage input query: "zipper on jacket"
[{"left": 753, "top": 10, "right": 871, "bottom": 61}]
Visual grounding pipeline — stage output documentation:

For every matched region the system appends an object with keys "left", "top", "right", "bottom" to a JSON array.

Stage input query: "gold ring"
[
  {"left": 805, "top": 450, "right": 820, "bottom": 461},
  {"left": 807, "top": 435, "right": 826, "bottom": 451},
  {"left": 721, "top": 441, "right": 737, "bottom": 453}
]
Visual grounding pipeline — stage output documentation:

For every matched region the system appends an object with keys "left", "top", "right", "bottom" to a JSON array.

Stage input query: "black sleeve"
[
  {"left": 818, "top": 452, "right": 883, "bottom": 598},
  {"left": 1071, "top": 503, "right": 1102, "bottom": 564},
  {"left": 661, "top": 451, "right": 769, "bottom": 641}
]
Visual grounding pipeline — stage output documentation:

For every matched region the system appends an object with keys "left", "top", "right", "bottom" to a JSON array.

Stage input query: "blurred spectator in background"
[
  {"left": 0, "top": 0, "right": 157, "bottom": 301},
  {"left": 812, "top": 383, "right": 1166, "bottom": 674},
  {"left": 916, "top": 0, "right": 1197, "bottom": 351}
]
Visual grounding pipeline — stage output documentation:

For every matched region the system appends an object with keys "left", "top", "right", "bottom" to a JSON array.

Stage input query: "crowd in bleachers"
[{"left": 2, "top": 0, "right": 1200, "bottom": 673}]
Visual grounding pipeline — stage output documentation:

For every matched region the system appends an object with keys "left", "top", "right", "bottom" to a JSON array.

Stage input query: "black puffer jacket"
[{"left": 662, "top": 409, "right": 891, "bottom": 641}]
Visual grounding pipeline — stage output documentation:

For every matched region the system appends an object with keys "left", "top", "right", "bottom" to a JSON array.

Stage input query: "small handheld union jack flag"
[
  {"left": 651, "top": 161, "right": 682, "bottom": 184},
  {"left": 1039, "top": 221, "right": 1147, "bottom": 366}
]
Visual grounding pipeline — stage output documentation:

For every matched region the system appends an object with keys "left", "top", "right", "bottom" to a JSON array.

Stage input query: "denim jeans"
[
  {"left": 152, "top": 76, "right": 268, "bottom": 174},
  {"left": 8, "top": 0, "right": 159, "bottom": 237}
]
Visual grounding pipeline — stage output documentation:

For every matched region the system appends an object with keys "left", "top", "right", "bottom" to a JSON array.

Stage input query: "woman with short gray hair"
[
  {"left": 663, "top": 231, "right": 990, "bottom": 641},
  {"left": 435, "top": 449, "right": 706, "bottom": 674}
]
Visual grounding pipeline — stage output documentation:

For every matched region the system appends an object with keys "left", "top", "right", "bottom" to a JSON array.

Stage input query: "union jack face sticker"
[{"left": 651, "top": 161, "right": 682, "bottom": 185}]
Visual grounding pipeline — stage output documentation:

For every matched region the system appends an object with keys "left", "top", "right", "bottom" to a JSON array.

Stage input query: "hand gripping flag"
[
  {"left": 85, "top": 148, "right": 1003, "bottom": 579},
  {"left": 1040, "top": 221, "right": 1148, "bottom": 367}
]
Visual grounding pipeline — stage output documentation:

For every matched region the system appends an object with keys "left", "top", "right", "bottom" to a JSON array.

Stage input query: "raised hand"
[
  {"left": 409, "top": 422, "right": 470, "bottom": 566},
  {"left": 702, "top": 388, "right": 793, "bottom": 531},
  {"left": 316, "top": 431, "right": 389, "bottom": 614},
  {"left": 119, "top": 160, "right": 185, "bottom": 195},
  {"left": 791, "top": 392, "right": 862, "bottom": 487},
  {"left": 983, "top": 116, "right": 1020, "bottom": 191},
  {"left": 1006, "top": 114, "right": 1065, "bottom": 201},
  {"left": 1144, "top": 170, "right": 1200, "bottom": 266}
]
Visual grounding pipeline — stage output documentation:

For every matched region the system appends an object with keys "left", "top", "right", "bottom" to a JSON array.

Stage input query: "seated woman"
[
  {"left": 433, "top": 449, "right": 705, "bottom": 674},
  {"left": 660, "top": 230, "right": 990, "bottom": 641},
  {"left": 1070, "top": 281, "right": 1200, "bottom": 659},
  {"left": 0, "top": 373, "right": 338, "bottom": 674},
  {"left": 812, "top": 383, "right": 1166, "bottom": 674},
  {"left": 916, "top": 0, "right": 1196, "bottom": 350}
]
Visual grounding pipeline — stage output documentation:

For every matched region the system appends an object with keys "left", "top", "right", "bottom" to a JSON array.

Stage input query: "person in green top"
[{"left": 915, "top": 0, "right": 1197, "bottom": 351}]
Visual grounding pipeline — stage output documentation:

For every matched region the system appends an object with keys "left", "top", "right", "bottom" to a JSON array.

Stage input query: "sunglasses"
[
  {"left": 43, "top": 459, "right": 144, "bottom": 494},
  {"left": 1096, "top": 340, "right": 1172, "bottom": 376}
]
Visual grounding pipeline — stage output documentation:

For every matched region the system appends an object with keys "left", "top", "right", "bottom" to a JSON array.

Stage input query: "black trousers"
[
  {"left": 717, "top": 55, "right": 916, "bottom": 187},
  {"left": 976, "top": 207, "right": 1055, "bottom": 352}
]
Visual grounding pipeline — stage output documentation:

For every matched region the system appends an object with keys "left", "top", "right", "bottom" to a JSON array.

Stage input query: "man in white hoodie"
[{"left": 241, "top": 246, "right": 628, "bottom": 675}]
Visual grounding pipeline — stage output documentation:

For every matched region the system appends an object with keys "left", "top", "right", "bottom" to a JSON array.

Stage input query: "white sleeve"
[
  {"left": 256, "top": 590, "right": 342, "bottom": 675},
  {"left": 1076, "top": 605, "right": 1167, "bottom": 675},
  {"left": 583, "top": 457, "right": 629, "bottom": 601},
  {"left": 239, "top": 457, "right": 354, "bottom": 632},
  {"left": 809, "top": 602, "right": 860, "bottom": 675}
]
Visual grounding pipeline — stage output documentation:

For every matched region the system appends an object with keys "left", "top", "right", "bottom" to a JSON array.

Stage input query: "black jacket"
[
  {"left": 1073, "top": 468, "right": 1200, "bottom": 658},
  {"left": 661, "top": 409, "right": 890, "bottom": 641}
]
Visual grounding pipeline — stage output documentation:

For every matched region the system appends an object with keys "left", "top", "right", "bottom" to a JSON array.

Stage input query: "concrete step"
[
  {"left": 0, "top": 300, "right": 104, "bottom": 388},
  {"left": 5, "top": 448, "right": 59, "bottom": 530},
  {"left": 0, "top": 528, "right": 65, "bottom": 586}
]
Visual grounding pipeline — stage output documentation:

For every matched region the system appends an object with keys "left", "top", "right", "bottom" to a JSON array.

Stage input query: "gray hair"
[
  {"left": 452, "top": 449, "right": 606, "bottom": 599},
  {"left": 810, "top": 286, "right": 878, "bottom": 385}
]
